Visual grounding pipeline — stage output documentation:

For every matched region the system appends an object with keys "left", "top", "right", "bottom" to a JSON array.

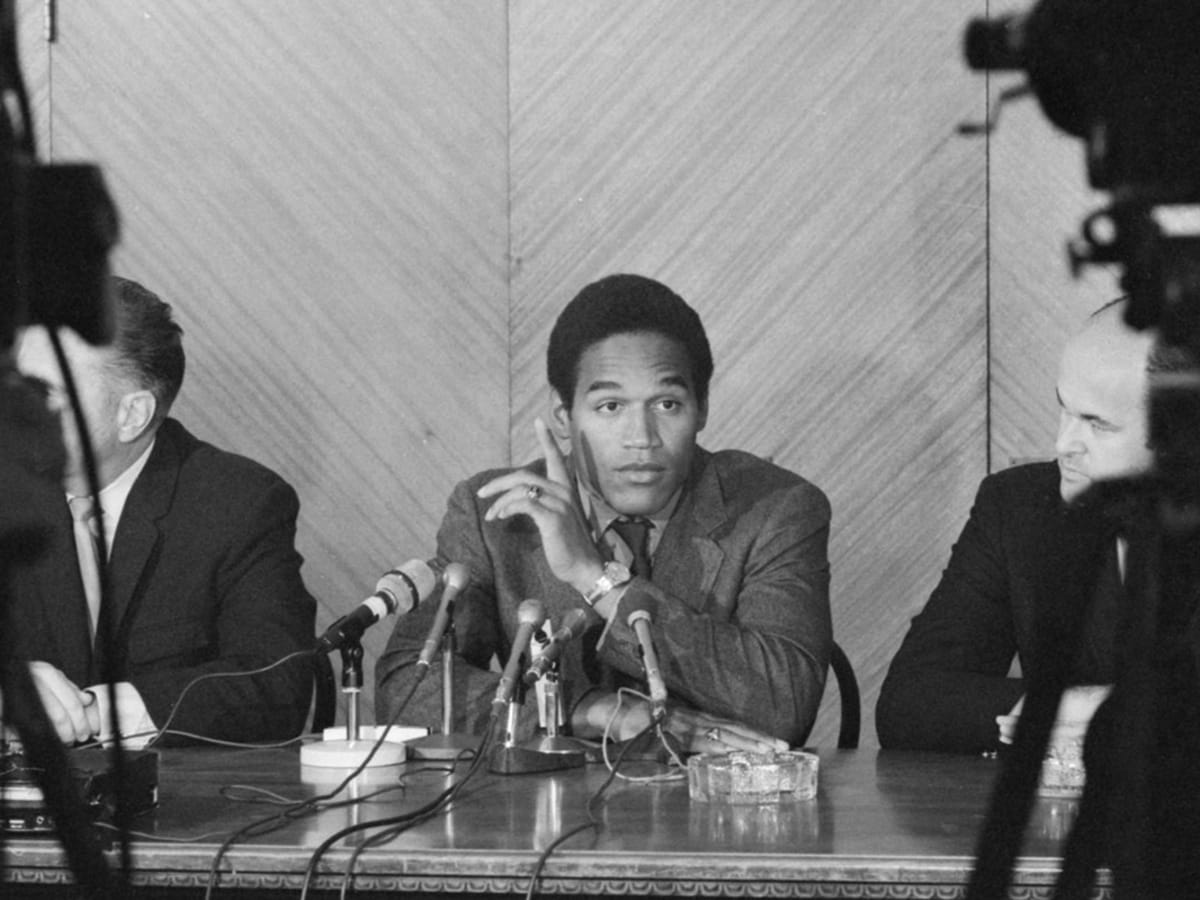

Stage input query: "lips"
[
  {"left": 1058, "top": 462, "right": 1087, "bottom": 481},
  {"left": 617, "top": 463, "right": 665, "bottom": 483}
]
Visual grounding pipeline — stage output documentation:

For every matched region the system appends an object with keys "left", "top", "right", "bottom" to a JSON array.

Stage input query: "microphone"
[
  {"left": 315, "top": 559, "right": 438, "bottom": 653},
  {"left": 627, "top": 608, "right": 668, "bottom": 720},
  {"left": 493, "top": 599, "right": 545, "bottom": 709},
  {"left": 523, "top": 607, "right": 589, "bottom": 685},
  {"left": 416, "top": 562, "right": 471, "bottom": 668}
]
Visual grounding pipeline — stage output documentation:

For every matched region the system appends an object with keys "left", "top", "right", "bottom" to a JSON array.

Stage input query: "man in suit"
[
  {"left": 376, "top": 274, "right": 831, "bottom": 751},
  {"left": 4, "top": 277, "right": 315, "bottom": 746},
  {"left": 876, "top": 298, "right": 1162, "bottom": 753}
]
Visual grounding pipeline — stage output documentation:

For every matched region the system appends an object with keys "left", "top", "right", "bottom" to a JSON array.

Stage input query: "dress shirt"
[{"left": 66, "top": 440, "right": 156, "bottom": 747}]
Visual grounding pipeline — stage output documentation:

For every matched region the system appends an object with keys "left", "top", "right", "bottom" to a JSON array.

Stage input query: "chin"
[
  {"left": 1059, "top": 481, "right": 1087, "bottom": 503},
  {"left": 609, "top": 489, "right": 670, "bottom": 518}
]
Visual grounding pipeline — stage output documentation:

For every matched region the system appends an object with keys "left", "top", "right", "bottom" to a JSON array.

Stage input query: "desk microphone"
[
  {"left": 315, "top": 559, "right": 438, "bottom": 653},
  {"left": 493, "top": 599, "right": 545, "bottom": 709},
  {"left": 523, "top": 607, "right": 588, "bottom": 685},
  {"left": 417, "top": 562, "right": 471, "bottom": 667},
  {"left": 627, "top": 608, "right": 668, "bottom": 721}
]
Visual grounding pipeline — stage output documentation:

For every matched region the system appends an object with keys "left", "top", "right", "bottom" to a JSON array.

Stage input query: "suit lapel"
[
  {"left": 654, "top": 450, "right": 726, "bottom": 611},
  {"left": 106, "top": 429, "right": 177, "bottom": 635}
]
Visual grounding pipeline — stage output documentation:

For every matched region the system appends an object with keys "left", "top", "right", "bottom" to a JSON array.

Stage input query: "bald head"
[{"left": 1055, "top": 299, "right": 1157, "bottom": 501}]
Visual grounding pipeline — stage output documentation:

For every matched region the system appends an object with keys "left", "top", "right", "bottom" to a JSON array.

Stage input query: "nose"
[
  {"left": 1055, "top": 411, "right": 1085, "bottom": 458},
  {"left": 623, "top": 406, "right": 661, "bottom": 449}
]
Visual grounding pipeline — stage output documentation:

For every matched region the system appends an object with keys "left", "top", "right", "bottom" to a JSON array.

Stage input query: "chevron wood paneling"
[
  {"left": 989, "top": 85, "right": 1118, "bottom": 469},
  {"left": 509, "top": 0, "right": 988, "bottom": 748},
  {"left": 42, "top": 0, "right": 510, "bottom": 722},
  {"left": 26, "top": 0, "right": 1011, "bottom": 749}
]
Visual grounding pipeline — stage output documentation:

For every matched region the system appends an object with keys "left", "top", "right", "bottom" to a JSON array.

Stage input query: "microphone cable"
[
  {"left": 599, "top": 687, "right": 686, "bottom": 783},
  {"left": 202, "top": 659, "right": 436, "bottom": 900},
  {"left": 522, "top": 712, "right": 661, "bottom": 900},
  {"left": 298, "top": 705, "right": 503, "bottom": 900}
]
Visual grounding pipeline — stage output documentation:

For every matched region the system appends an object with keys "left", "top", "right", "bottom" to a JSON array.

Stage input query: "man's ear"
[
  {"left": 117, "top": 390, "right": 157, "bottom": 443},
  {"left": 549, "top": 389, "right": 572, "bottom": 442},
  {"left": 696, "top": 397, "right": 708, "bottom": 433}
]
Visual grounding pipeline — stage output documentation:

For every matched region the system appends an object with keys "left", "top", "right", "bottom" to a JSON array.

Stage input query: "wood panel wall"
[{"left": 17, "top": 0, "right": 1112, "bottom": 748}]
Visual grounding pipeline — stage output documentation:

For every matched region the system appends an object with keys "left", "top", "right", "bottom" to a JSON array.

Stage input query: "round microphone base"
[{"left": 300, "top": 738, "right": 408, "bottom": 769}]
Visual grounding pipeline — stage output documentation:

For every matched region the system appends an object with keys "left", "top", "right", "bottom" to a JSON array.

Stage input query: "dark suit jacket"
[
  {"left": 376, "top": 448, "right": 832, "bottom": 746},
  {"left": 4, "top": 418, "right": 316, "bottom": 743},
  {"left": 876, "top": 462, "right": 1136, "bottom": 753}
]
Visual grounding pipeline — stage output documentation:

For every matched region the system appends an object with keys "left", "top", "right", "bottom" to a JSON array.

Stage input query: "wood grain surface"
[{"left": 15, "top": 0, "right": 1107, "bottom": 748}]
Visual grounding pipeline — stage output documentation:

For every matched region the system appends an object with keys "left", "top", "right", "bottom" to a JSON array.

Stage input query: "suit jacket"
[
  {"left": 3, "top": 418, "right": 316, "bottom": 743},
  {"left": 376, "top": 448, "right": 832, "bottom": 746},
  {"left": 876, "top": 461, "right": 1170, "bottom": 753}
]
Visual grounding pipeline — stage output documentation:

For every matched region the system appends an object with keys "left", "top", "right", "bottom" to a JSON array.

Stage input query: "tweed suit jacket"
[
  {"left": 377, "top": 447, "right": 832, "bottom": 746},
  {"left": 3, "top": 418, "right": 316, "bottom": 743}
]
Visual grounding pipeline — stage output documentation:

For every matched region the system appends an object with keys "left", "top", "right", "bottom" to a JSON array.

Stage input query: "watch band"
[{"left": 581, "top": 561, "right": 632, "bottom": 606}]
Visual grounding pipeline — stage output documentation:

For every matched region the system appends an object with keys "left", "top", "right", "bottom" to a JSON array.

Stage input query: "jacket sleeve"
[
  {"left": 375, "top": 474, "right": 510, "bottom": 736},
  {"left": 876, "top": 475, "right": 1025, "bottom": 753},
  {"left": 127, "top": 477, "right": 316, "bottom": 744},
  {"left": 599, "top": 478, "right": 832, "bottom": 747}
]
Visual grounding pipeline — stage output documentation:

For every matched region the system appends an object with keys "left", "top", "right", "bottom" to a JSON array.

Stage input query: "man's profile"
[{"left": 877, "top": 298, "right": 1162, "bottom": 752}]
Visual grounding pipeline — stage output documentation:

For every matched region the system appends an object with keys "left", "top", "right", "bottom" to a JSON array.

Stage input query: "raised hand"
[{"left": 477, "top": 417, "right": 605, "bottom": 595}]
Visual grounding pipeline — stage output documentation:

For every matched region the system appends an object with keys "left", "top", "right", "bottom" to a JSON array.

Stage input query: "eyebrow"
[
  {"left": 1056, "top": 389, "right": 1117, "bottom": 427},
  {"left": 584, "top": 374, "right": 691, "bottom": 395}
]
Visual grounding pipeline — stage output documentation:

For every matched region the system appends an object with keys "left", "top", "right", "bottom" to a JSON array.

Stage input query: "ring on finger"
[{"left": 526, "top": 484, "right": 542, "bottom": 501}]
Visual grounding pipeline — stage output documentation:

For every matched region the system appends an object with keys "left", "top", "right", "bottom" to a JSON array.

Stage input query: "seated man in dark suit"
[
  {"left": 376, "top": 273, "right": 832, "bottom": 752},
  {"left": 4, "top": 276, "right": 316, "bottom": 746},
  {"left": 877, "top": 298, "right": 1162, "bottom": 753}
]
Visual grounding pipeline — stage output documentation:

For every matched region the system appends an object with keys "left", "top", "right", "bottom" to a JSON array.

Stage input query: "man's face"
[
  {"left": 1054, "top": 312, "right": 1154, "bottom": 502},
  {"left": 16, "top": 326, "right": 125, "bottom": 492},
  {"left": 554, "top": 331, "right": 707, "bottom": 518}
]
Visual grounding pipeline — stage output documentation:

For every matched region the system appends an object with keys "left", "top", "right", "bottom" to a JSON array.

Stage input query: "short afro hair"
[{"left": 547, "top": 274, "right": 713, "bottom": 408}]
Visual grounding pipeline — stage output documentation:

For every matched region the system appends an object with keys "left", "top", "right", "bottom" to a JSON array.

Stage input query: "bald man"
[{"left": 876, "top": 299, "right": 1159, "bottom": 752}]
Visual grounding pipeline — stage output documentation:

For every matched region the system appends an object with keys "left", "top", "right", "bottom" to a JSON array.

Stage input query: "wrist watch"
[{"left": 581, "top": 561, "right": 632, "bottom": 606}]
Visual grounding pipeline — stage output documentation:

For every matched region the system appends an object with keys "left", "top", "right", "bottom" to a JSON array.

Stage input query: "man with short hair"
[
  {"left": 377, "top": 273, "right": 832, "bottom": 751},
  {"left": 877, "top": 298, "right": 1163, "bottom": 752},
  {"left": 6, "top": 276, "right": 315, "bottom": 746}
]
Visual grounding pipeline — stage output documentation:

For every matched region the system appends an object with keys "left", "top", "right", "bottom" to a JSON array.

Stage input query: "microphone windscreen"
[
  {"left": 377, "top": 559, "right": 438, "bottom": 613},
  {"left": 442, "top": 561, "right": 471, "bottom": 592}
]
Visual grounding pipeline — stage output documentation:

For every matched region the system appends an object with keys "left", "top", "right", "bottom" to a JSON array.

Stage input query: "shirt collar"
[
  {"left": 573, "top": 460, "right": 681, "bottom": 552},
  {"left": 67, "top": 439, "right": 155, "bottom": 550}
]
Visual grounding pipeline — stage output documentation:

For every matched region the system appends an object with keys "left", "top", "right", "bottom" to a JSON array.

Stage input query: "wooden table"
[{"left": 2, "top": 744, "right": 1103, "bottom": 898}]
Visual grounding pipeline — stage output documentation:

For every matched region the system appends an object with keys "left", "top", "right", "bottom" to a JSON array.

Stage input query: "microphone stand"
[
  {"left": 522, "top": 665, "right": 589, "bottom": 762},
  {"left": 405, "top": 621, "right": 483, "bottom": 761},
  {"left": 300, "top": 639, "right": 408, "bottom": 769},
  {"left": 489, "top": 677, "right": 585, "bottom": 775}
]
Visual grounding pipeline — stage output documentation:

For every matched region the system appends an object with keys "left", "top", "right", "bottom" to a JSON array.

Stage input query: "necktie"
[
  {"left": 68, "top": 495, "right": 103, "bottom": 638},
  {"left": 610, "top": 517, "right": 653, "bottom": 578}
]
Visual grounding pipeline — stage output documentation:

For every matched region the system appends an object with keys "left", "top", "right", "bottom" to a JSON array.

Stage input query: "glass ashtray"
[{"left": 687, "top": 750, "right": 819, "bottom": 803}]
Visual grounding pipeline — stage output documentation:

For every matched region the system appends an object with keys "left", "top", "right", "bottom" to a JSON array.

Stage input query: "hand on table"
[
  {"left": 27, "top": 661, "right": 100, "bottom": 744},
  {"left": 996, "top": 684, "right": 1112, "bottom": 744},
  {"left": 573, "top": 691, "right": 788, "bottom": 755},
  {"left": 477, "top": 417, "right": 605, "bottom": 594}
]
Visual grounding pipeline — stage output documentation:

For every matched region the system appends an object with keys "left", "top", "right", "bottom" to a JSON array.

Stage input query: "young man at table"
[
  {"left": 3, "top": 276, "right": 316, "bottom": 747},
  {"left": 376, "top": 273, "right": 832, "bottom": 752},
  {"left": 876, "top": 297, "right": 1175, "bottom": 753}
]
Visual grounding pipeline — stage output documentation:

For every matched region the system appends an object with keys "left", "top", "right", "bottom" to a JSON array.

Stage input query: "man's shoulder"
[
  {"left": 155, "top": 418, "right": 297, "bottom": 496},
  {"left": 977, "top": 460, "right": 1060, "bottom": 510},
  {"left": 456, "top": 460, "right": 540, "bottom": 494},
  {"left": 700, "top": 448, "right": 830, "bottom": 512}
]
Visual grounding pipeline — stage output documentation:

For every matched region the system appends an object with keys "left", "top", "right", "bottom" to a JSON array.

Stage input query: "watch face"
[{"left": 605, "top": 561, "right": 631, "bottom": 583}]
